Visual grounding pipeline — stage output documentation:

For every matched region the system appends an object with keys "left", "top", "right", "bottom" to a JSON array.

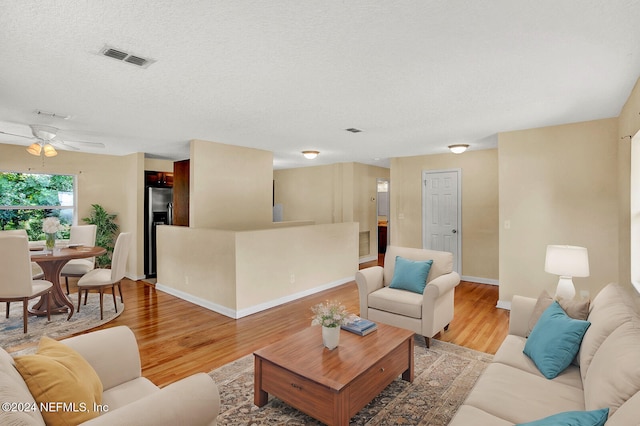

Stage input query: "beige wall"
[
  {"left": 498, "top": 118, "right": 619, "bottom": 304},
  {"left": 156, "top": 226, "right": 237, "bottom": 311},
  {"left": 144, "top": 158, "right": 174, "bottom": 173},
  {"left": 618, "top": 77, "right": 640, "bottom": 290},
  {"left": 274, "top": 165, "right": 336, "bottom": 224},
  {"left": 390, "top": 149, "right": 499, "bottom": 281},
  {"left": 0, "top": 143, "right": 144, "bottom": 278},
  {"left": 189, "top": 139, "right": 273, "bottom": 229},
  {"left": 274, "top": 162, "right": 390, "bottom": 258},
  {"left": 156, "top": 222, "right": 358, "bottom": 317}
]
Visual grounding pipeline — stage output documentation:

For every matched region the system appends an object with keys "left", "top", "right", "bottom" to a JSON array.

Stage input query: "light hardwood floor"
[{"left": 68, "top": 264, "right": 509, "bottom": 388}]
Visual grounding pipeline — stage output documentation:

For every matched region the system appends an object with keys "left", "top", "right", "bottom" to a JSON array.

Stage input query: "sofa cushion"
[
  {"left": 604, "top": 391, "right": 640, "bottom": 426},
  {"left": 368, "top": 286, "right": 423, "bottom": 319},
  {"left": 388, "top": 256, "right": 433, "bottom": 294},
  {"left": 0, "top": 349, "right": 44, "bottom": 425},
  {"left": 102, "top": 376, "right": 159, "bottom": 410},
  {"left": 583, "top": 319, "right": 640, "bottom": 416},
  {"left": 524, "top": 301, "right": 590, "bottom": 379},
  {"left": 14, "top": 336, "right": 103, "bottom": 426},
  {"left": 579, "top": 283, "right": 638, "bottom": 382},
  {"left": 527, "top": 291, "right": 590, "bottom": 337},
  {"left": 515, "top": 408, "right": 608, "bottom": 426},
  {"left": 448, "top": 404, "right": 513, "bottom": 426},
  {"left": 493, "top": 335, "right": 583, "bottom": 390},
  {"left": 463, "top": 363, "right": 585, "bottom": 424}
]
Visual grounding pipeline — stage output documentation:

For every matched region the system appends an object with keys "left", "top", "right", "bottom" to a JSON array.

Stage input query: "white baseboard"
[
  {"left": 156, "top": 276, "right": 354, "bottom": 319},
  {"left": 496, "top": 300, "right": 512, "bottom": 310},
  {"left": 461, "top": 275, "right": 499, "bottom": 286},
  {"left": 127, "top": 273, "right": 146, "bottom": 281}
]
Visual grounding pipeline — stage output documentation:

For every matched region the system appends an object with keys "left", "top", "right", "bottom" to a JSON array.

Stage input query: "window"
[{"left": 0, "top": 172, "right": 75, "bottom": 240}]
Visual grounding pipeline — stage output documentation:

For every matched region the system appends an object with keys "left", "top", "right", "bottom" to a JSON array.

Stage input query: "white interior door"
[{"left": 422, "top": 169, "right": 461, "bottom": 273}]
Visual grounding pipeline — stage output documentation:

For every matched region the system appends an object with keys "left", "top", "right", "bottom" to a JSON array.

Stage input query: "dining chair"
[
  {"left": 77, "top": 232, "right": 131, "bottom": 320},
  {"left": 60, "top": 225, "right": 97, "bottom": 294},
  {"left": 0, "top": 235, "right": 53, "bottom": 333},
  {"left": 0, "top": 229, "right": 45, "bottom": 279}
]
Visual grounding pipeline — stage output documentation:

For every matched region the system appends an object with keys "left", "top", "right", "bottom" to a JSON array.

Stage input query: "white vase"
[{"left": 322, "top": 325, "right": 340, "bottom": 350}]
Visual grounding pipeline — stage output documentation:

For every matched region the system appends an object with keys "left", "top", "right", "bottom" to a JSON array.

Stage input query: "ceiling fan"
[{"left": 0, "top": 124, "right": 105, "bottom": 157}]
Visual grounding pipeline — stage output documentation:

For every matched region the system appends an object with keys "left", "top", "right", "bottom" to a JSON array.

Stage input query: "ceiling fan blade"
[
  {"left": 53, "top": 137, "right": 105, "bottom": 149},
  {"left": 50, "top": 140, "right": 79, "bottom": 151},
  {"left": 0, "top": 130, "right": 32, "bottom": 139}
]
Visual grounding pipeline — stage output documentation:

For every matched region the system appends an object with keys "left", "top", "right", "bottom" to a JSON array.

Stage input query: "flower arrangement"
[
  {"left": 42, "top": 216, "right": 64, "bottom": 234},
  {"left": 311, "top": 300, "right": 357, "bottom": 328}
]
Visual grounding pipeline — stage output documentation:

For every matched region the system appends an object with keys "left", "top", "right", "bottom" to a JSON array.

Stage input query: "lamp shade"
[
  {"left": 544, "top": 245, "right": 590, "bottom": 277},
  {"left": 26, "top": 142, "right": 42, "bottom": 156},
  {"left": 43, "top": 143, "right": 58, "bottom": 157},
  {"left": 302, "top": 150, "right": 319, "bottom": 159}
]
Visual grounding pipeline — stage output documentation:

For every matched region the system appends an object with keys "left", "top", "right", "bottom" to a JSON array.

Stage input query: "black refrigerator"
[{"left": 144, "top": 186, "right": 173, "bottom": 278}]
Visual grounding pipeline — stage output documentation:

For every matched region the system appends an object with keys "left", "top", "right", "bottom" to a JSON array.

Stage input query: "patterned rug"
[
  {"left": 0, "top": 294, "right": 123, "bottom": 353},
  {"left": 210, "top": 337, "right": 492, "bottom": 425}
]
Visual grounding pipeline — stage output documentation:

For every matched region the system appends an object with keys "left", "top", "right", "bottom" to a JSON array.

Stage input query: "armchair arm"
[
  {"left": 355, "top": 266, "right": 384, "bottom": 318},
  {"left": 422, "top": 271, "right": 460, "bottom": 337},
  {"left": 61, "top": 326, "right": 141, "bottom": 391},
  {"left": 423, "top": 271, "right": 460, "bottom": 300},
  {"left": 81, "top": 373, "right": 220, "bottom": 426},
  {"left": 508, "top": 295, "right": 537, "bottom": 337}
]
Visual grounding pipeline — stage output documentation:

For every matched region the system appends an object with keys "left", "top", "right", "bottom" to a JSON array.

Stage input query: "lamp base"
[{"left": 555, "top": 276, "right": 576, "bottom": 301}]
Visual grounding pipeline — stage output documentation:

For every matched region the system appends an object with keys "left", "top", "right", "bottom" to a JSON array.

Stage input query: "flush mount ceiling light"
[
  {"left": 302, "top": 150, "right": 320, "bottom": 159},
  {"left": 448, "top": 144, "right": 469, "bottom": 154}
]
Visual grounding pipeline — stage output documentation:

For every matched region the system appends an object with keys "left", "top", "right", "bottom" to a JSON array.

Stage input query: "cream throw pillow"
[
  {"left": 14, "top": 336, "right": 103, "bottom": 426},
  {"left": 527, "top": 290, "right": 590, "bottom": 337}
]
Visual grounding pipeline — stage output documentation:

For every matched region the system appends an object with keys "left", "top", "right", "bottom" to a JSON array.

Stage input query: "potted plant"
[
  {"left": 311, "top": 300, "right": 357, "bottom": 350},
  {"left": 82, "top": 204, "right": 118, "bottom": 268}
]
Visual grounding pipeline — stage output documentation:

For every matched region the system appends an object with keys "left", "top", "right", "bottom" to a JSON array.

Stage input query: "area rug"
[
  {"left": 210, "top": 337, "right": 492, "bottom": 425},
  {"left": 0, "top": 294, "right": 123, "bottom": 353}
]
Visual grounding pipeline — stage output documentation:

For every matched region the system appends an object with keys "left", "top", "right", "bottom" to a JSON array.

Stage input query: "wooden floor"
[{"left": 68, "top": 260, "right": 509, "bottom": 388}]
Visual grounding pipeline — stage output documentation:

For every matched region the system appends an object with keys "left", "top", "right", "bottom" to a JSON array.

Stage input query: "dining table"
[{"left": 29, "top": 245, "right": 106, "bottom": 320}]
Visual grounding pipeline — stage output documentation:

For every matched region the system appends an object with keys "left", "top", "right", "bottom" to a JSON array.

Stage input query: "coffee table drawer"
[
  {"left": 349, "top": 343, "right": 409, "bottom": 415},
  {"left": 261, "top": 360, "right": 334, "bottom": 424}
]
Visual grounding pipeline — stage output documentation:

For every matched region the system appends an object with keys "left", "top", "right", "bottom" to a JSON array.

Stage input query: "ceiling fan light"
[
  {"left": 448, "top": 144, "right": 469, "bottom": 154},
  {"left": 26, "top": 142, "right": 42, "bottom": 156},
  {"left": 302, "top": 150, "right": 319, "bottom": 159},
  {"left": 43, "top": 143, "right": 57, "bottom": 157}
]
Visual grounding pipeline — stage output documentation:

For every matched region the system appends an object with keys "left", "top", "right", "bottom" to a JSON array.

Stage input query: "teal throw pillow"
[
  {"left": 523, "top": 301, "right": 591, "bottom": 379},
  {"left": 516, "top": 408, "right": 609, "bottom": 426},
  {"left": 388, "top": 256, "right": 433, "bottom": 294}
]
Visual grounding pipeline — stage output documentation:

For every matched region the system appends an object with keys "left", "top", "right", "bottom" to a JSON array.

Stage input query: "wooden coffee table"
[{"left": 254, "top": 322, "right": 414, "bottom": 425}]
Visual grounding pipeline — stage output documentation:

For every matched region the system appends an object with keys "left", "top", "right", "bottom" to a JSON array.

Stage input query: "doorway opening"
[{"left": 377, "top": 178, "right": 389, "bottom": 254}]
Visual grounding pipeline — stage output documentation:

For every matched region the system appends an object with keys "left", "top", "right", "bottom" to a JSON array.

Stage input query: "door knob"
[{"left": 452, "top": 229, "right": 457, "bottom": 234}]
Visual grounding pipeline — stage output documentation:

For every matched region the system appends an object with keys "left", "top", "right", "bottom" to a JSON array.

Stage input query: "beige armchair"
[
  {"left": 356, "top": 246, "right": 460, "bottom": 347},
  {"left": 0, "top": 325, "right": 220, "bottom": 425},
  {"left": 61, "top": 326, "right": 220, "bottom": 425}
]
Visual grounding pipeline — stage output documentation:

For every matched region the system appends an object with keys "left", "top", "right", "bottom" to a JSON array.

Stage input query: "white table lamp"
[{"left": 544, "top": 245, "right": 590, "bottom": 300}]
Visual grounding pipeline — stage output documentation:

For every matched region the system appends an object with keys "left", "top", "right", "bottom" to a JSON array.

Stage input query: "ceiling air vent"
[{"left": 99, "top": 45, "right": 155, "bottom": 68}]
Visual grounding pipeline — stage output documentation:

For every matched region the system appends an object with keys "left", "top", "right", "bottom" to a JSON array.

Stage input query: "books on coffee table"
[{"left": 341, "top": 317, "right": 377, "bottom": 336}]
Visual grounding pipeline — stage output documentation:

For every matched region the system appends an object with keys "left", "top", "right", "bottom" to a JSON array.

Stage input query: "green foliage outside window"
[{"left": 0, "top": 172, "right": 74, "bottom": 240}]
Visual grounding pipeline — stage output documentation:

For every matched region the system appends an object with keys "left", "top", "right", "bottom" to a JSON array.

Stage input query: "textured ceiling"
[{"left": 0, "top": 1, "right": 639, "bottom": 169}]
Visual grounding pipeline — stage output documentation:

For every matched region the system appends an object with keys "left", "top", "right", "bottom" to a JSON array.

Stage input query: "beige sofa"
[
  {"left": 449, "top": 283, "right": 640, "bottom": 425},
  {"left": 356, "top": 246, "right": 460, "bottom": 347},
  {"left": 0, "top": 326, "right": 220, "bottom": 425}
]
